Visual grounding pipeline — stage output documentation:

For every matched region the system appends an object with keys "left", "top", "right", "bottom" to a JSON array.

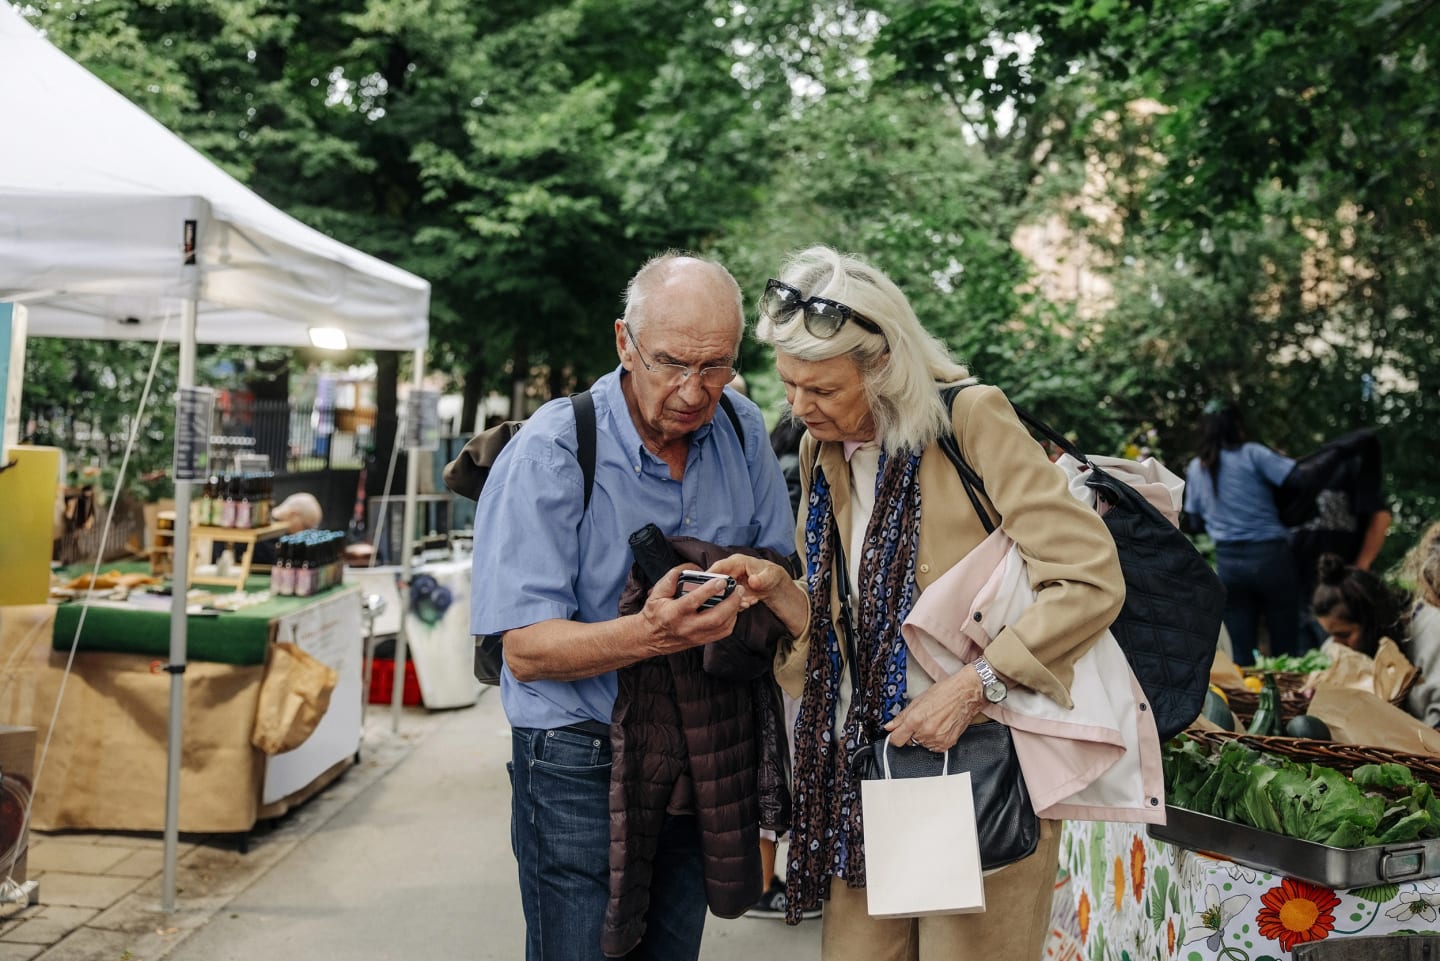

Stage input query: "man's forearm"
[{"left": 502, "top": 615, "right": 660, "bottom": 682}]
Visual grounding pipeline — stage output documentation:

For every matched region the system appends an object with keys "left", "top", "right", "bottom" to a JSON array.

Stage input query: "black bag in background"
[
  {"left": 940, "top": 387, "right": 1226, "bottom": 742},
  {"left": 849, "top": 725, "right": 1039, "bottom": 871},
  {"left": 1274, "top": 428, "right": 1381, "bottom": 529}
]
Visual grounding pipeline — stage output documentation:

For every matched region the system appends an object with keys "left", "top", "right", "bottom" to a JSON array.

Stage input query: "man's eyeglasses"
[
  {"left": 624, "top": 323, "right": 736, "bottom": 389},
  {"left": 761, "top": 279, "right": 885, "bottom": 339}
]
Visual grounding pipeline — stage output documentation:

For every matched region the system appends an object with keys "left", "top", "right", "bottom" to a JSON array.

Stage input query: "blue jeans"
[
  {"left": 1216, "top": 539, "right": 1301, "bottom": 664},
  {"left": 508, "top": 725, "right": 707, "bottom": 961}
]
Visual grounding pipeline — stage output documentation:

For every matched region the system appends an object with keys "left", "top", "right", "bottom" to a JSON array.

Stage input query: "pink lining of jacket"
[{"left": 902, "top": 529, "right": 1166, "bottom": 824}]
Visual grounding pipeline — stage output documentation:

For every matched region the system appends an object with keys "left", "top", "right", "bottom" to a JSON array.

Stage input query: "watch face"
[{"left": 983, "top": 682, "right": 1006, "bottom": 703}]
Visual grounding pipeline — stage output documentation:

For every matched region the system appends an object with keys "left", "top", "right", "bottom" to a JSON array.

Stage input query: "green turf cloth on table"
[{"left": 50, "top": 574, "right": 342, "bottom": 666}]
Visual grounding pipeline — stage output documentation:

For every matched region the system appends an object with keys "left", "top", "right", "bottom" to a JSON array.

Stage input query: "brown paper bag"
[
  {"left": 1372, "top": 638, "right": 1418, "bottom": 703},
  {"left": 252, "top": 641, "right": 338, "bottom": 755},
  {"left": 1306, "top": 687, "right": 1440, "bottom": 757},
  {"left": 1210, "top": 647, "right": 1247, "bottom": 691}
]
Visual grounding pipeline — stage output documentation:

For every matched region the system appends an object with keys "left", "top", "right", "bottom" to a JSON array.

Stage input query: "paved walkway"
[{"left": 1, "top": 691, "right": 822, "bottom": 960}]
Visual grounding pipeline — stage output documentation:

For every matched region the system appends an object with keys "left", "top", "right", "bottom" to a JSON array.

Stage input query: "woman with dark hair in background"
[
  {"left": 1311, "top": 552, "right": 1403, "bottom": 658},
  {"left": 1182, "top": 402, "right": 1299, "bottom": 664}
]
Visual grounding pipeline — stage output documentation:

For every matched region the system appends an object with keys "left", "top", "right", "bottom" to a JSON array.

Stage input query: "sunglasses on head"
[{"left": 761, "top": 279, "right": 885, "bottom": 340}]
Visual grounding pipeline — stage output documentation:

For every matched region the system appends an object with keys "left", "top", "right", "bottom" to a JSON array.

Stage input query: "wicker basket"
[
  {"left": 1219, "top": 671, "right": 1413, "bottom": 725},
  {"left": 1180, "top": 728, "right": 1440, "bottom": 792},
  {"left": 1218, "top": 672, "right": 1313, "bottom": 724}
]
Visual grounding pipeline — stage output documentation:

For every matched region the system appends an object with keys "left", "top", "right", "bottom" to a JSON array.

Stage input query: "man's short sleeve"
[{"left": 468, "top": 411, "right": 587, "bottom": 637}]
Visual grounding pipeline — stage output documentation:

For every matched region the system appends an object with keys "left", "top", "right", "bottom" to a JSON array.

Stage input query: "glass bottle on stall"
[
  {"left": 295, "top": 537, "right": 316, "bottom": 597},
  {"left": 234, "top": 474, "right": 253, "bottom": 530},
  {"left": 220, "top": 473, "right": 238, "bottom": 528},
  {"left": 197, "top": 475, "right": 214, "bottom": 527},
  {"left": 256, "top": 471, "right": 273, "bottom": 527},
  {"left": 272, "top": 537, "right": 295, "bottom": 596}
]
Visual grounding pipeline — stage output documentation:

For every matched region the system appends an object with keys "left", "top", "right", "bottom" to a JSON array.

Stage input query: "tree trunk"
[
  {"left": 509, "top": 339, "right": 529, "bottom": 420},
  {"left": 460, "top": 357, "right": 486, "bottom": 434},
  {"left": 372, "top": 351, "right": 400, "bottom": 501},
  {"left": 246, "top": 354, "right": 290, "bottom": 473}
]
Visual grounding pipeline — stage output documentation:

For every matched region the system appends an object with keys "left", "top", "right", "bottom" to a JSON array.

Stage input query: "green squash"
[
  {"left": 1201, "top": 688, "right": 1236, "bottom": 732},
  {"left": 1284, "top": 714, "right": 1333, "bottom": 741}
]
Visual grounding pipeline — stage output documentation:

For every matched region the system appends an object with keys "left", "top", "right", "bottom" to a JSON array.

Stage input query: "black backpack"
[
  {"left": 444, "top": 391, "right": 744, "bottom": 684},
  {"left": 940, "top": 387, "right": 1225, "bottom": 742},
  {"left": 1274, "top": 428, "right": 1381, "bottom": 529}
]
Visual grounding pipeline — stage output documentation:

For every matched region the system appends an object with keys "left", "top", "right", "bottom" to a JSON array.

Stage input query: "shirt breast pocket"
[{"left": 713, "top": 523, "right": 760, "bottom": 548}]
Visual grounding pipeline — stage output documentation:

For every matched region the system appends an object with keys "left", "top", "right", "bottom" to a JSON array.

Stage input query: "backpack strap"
[
  {"left": 570, "top": 390, "right": 596, "bottom": 511},
  {"left": 719, "top": 392, "right": 745, "bottom": 449}
]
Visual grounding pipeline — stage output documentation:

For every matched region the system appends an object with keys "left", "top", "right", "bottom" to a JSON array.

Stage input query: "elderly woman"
[{"left": 714, "top": 246, "right": 1125, "bottom": 960}]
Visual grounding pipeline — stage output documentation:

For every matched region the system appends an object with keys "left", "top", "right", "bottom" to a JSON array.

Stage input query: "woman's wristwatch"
[{"left": 973, "top": 656, "right": 1008, "bottom": 703}]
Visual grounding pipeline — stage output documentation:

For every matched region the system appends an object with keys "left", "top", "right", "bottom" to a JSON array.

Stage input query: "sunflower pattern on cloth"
[{"left": 1046, "top": 820, "right": 1440, "bottom": 960}]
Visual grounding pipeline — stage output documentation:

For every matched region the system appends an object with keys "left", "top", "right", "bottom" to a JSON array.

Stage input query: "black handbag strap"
[
  {"left": 829, "top": 517, "right": 864, "bottom": 695},
  {"left": 938, "top": 386, "right": 998, "bottom": 535},
  {"left": 938, "top": 386, "right": 1092, "bottom": 535}
]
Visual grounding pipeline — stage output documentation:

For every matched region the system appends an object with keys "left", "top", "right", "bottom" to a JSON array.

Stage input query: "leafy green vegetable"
[
  {"left": 1250, "top": 650, "right": 1332, "bottom": 673},
  {"left": 1162, "top": 736, "right": 1440, "bottom": 848}
]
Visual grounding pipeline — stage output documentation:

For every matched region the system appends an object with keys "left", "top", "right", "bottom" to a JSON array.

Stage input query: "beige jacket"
[{"left": 775, "top": 384, "right": 1125, "bottom": 709}]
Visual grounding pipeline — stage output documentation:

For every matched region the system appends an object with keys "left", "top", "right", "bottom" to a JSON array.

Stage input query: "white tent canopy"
[
  {"left": 0, "top": 3, "right": 431, "bottom": 911},
  {"left": 0, "top": 3, "right": 430, "bottom": 350}
]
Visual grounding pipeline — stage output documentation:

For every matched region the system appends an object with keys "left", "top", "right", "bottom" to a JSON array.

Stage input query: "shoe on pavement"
[{"left": 747, "top": 883, "right": 821, "bottom": 920}]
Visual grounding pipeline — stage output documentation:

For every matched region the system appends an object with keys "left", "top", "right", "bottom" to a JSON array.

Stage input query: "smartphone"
[{"left": 674, "top": 570, "right": 737, "bottom": 609}]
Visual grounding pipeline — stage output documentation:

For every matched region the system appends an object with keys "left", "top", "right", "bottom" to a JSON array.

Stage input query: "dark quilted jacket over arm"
[{"left": 600, "top": 537, "right": 794, "bottom": 957}]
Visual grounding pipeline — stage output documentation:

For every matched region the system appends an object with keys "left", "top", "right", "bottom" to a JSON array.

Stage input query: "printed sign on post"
[
  {"left": 402, "top": 388, "right": 441, "bottom": 452},
  {"left": 1, "top": 303, "right": 26, "bottom": 463},
  {"left": 173, "top": 386, "right": 215, "bottom": 482}
]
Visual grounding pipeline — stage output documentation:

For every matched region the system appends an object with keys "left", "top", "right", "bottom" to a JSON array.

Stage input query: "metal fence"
[
  {"left": 213, "top": 397, "right": 369, "bottom": 473},
  {"left": 21, "top": 397, "right": 369, "bottom": 480}
]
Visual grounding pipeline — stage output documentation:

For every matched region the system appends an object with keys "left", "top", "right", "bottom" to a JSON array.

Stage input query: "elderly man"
[{"left": 469, "top": 252, "right": 795, "bottom": 961}]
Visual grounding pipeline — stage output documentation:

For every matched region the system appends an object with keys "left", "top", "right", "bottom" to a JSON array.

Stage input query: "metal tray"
[{"left": 1148, "top": 805, "right": 1440, "bottom": 889}]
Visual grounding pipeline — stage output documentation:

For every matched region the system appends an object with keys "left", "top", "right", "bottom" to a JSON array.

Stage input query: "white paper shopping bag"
[{"left": 860, "top": 767, "right": 986, "bottom": 917}]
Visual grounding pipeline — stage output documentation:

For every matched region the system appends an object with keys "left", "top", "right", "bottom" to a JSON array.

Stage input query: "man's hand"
[{"left": 637, "top": 564, "right": 746, "bottom": 656}]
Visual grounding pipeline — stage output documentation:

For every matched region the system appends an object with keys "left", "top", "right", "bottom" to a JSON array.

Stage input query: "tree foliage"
[{"left": 16, "top": 0, "right": 1439, "bottom": 565}]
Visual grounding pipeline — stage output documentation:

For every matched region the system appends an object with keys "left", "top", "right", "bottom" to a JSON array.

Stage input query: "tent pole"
[
  {"left": 391, "top": 347, "right": 425, "bottom": 731},
  {"left": 162, "top": 297, "right": 197, "bottom": 911}
]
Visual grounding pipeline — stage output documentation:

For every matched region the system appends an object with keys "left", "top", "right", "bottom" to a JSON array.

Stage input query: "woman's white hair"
[{"left": 754, "top": 245, "right": 970, "bottom": 452}]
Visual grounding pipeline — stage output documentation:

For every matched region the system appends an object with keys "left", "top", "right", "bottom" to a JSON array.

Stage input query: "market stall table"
[
  {"left": 0, "top": 584, "right": 364, "bottom": 834},
  {"left": 1046, "top": 819, "right": 1440, "bottom": 961},
  {"left": 188, "top": 520, "right": 288, "bottom": 589}
]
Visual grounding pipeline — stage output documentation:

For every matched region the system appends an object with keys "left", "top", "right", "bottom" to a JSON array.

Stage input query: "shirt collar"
[
  {"left": 597, "top": 364, "right": 719, "bottom": 466},
  {"left": 843, "top": 439, "right": 878, "bottom": 462}
]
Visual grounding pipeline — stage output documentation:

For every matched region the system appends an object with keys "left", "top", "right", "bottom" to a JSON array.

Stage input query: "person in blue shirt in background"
[
  {"left": 469, "top": 251, "right": 796, "bottom": 961},
  {"left": 1183, "top": 401, "right": 1299, "bottom": 664}
]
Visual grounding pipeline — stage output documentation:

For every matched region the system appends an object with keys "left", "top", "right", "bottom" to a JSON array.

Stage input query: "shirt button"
[
  {"left": 634, "top": 465, "right": 640, "bottom": 473},
  {"left": 919, "top": 563, "right": 930, "bottom": 573},
  {"left": 972, "top": 611, "right": 983, "bottom": 622}
]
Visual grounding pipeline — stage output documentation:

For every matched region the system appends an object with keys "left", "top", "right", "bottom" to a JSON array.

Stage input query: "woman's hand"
[
  {"left": 883, "top": 666, "right": 987, "bottom": 752},
  {"left": 708, "top": 554, "right": 810, "bottom": 637}
]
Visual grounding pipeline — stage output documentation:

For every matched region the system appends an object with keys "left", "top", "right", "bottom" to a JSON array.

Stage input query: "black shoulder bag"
[{"left": 938, "top": 386, "right": 1225, "bottom": 742}]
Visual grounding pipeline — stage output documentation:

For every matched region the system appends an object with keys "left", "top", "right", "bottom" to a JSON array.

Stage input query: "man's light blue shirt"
[
  {"left": 469, "top": 367, "right": 796, "bottom": 731},
  {"left": 1184, "top": 442, "right": 1295, "bottom": 543}
]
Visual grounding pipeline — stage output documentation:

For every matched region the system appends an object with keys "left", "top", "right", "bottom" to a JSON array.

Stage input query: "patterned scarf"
[{"left": 784, "top": 447, "right": 924, "bottom": 921}]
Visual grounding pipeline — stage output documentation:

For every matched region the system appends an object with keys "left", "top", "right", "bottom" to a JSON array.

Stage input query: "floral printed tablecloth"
[{"left": 1046, "top": 820, "right": 1440, "bottom": 960}]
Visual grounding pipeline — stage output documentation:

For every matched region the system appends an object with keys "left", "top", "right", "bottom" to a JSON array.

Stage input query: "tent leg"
[
  {"left": 162, "top": 297, "right": 197, "bottom": 912},
  {"left": 392, "top": 347, "right": 425, "bottom": 732}
]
